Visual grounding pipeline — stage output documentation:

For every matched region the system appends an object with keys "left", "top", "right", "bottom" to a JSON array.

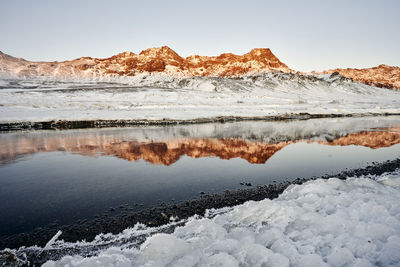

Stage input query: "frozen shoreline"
[
  {"left": 45, "top": 168, "right": 400, "bottom": 267},
  {"left": 2, "top": 159, "right": 400, "bottom": 266}
]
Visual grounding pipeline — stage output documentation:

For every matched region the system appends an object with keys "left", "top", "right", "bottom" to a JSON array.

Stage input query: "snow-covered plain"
[
  {"left": 1, "top": 72, "right": 400, "bottom": 123},
  {"left": 35, "top": 170, "right": 400, "bottom": 266}
]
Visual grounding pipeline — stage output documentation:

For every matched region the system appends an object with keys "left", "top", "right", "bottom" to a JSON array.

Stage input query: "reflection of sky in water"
[
  {"left": 267, "top": 142, "right": 400, "bottom": 178},
  {"left": 0, "top": 142, "right": 399, "bottom": 236},
  {"left": 1, "top": 117, "right": 400, "bottom": 237}
]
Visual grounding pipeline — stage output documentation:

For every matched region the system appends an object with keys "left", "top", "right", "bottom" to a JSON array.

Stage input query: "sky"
[{"left": 0, "top": 0, "right": 399, "bottom": 72}]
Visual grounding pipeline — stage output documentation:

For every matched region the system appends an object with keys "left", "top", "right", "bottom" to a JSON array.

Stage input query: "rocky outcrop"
[
  {"left": 322, "top": 64, "right": 400, "bottom": 90},
  {"left": 183, "top": 48, "right": 290, "bottom": 76}
]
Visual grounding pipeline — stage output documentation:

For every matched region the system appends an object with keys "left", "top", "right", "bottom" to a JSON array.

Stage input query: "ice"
[
  {"left": 43, "top": 230, "right": 62, "bottom": 250},
  {"left": 326, "top": 247, "right": 355, "bottom": 266},
  {"left": 40, "top": 169, "right": 400, "bottom": 266},
  {"left": 0, "top": 73, "right": 399, "bottom": 123}
]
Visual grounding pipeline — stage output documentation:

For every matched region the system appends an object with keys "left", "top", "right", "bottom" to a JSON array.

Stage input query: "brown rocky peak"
[
  {"left": 245, "top": 48, "right": 289, "bottom": 68},
  {"left": 116, "top": 51, "right": 136, "bottom": 58},
  {"left": 0, "top": 51, "right": 24, "bottom": 63},
  {"left": 377, "top": 64, "right": 390, "bottom": 68},
  {"left": 184, "top": 48, "right": 292, "bottom": 76},
  {"left": 134, "top": 46, "right": 184, "bottom": 73},
  {"left": 139, "top": 46, "right": 181, "bottom": 59},
  {"left": 246, "top": 48, "right": 273, "bottom": 57}
]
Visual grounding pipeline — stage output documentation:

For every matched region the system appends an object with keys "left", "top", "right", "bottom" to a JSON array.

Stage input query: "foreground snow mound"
[{"left": 44, "top": 171, "right": 400, "bottom": 267}]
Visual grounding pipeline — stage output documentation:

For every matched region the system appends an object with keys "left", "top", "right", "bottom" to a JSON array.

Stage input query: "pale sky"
[{"left": 1, "top": 0, "right": 399, "bottom": 71}]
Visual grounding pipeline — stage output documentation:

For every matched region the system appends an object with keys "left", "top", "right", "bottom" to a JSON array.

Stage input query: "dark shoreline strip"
[
  {"left": 1, "top": 112, "right": 400, "bottom": 131},
  {"left": 1, "top": 158, "right": 399, "bottom": 256}
]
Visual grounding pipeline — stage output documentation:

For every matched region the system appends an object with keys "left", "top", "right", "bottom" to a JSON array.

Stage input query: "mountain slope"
[{"left": 322, "top": 64, "right": 400, "bottom": 90}]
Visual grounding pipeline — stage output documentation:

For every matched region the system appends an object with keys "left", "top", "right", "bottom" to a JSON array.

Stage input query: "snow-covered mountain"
[
  {"left": 0, "top": 46, "right": 292, "bottom": 78},
  {"left": 1, "top": 46, "right": 399, "bottom": 90},
  {"left": 1, "top": 47, "right": 399, "bottom": 125}
]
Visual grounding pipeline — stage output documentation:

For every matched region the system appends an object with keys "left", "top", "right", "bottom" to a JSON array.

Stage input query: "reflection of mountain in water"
[
  {"left": 107, "top": 139, "right": 290, "bottom": 165},
  {"left": 1, "top": 128, "right": 400, "bottom": 166}
]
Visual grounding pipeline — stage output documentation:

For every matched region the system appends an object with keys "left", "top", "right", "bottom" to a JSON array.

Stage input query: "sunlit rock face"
[
  {"left": 0, "top": 46, "right": 292, "bottom": 78},
  {"left": 183, "top": 48, "right": 291, "bottom": 76},
  {"left": 322, "top": 64, "right": 400, "bottom": 90},
  {"left": 1, "top": 128, "right": 400, "bottom": 167}
]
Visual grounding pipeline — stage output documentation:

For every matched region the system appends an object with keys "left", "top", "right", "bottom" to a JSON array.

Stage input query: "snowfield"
[
  {"left": 37, "top": 170, "right": 400, "bottom": 266},
  {"left": 0, "top": 72, "right": 400, "bottom": 123}
]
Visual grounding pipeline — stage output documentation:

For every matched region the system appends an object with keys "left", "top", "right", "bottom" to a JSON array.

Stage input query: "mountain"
[
  {"left": 322, "top": 64, "right": 400, "bottom": 90},
  {"left": 0, "top": 46, "right": 292, "bottom": 78},
  {"left": 1, "top": 47, "right": 399, "bottom": 90}
]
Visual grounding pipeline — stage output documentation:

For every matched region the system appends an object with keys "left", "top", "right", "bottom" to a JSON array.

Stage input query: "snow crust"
[
  {"left": 1, "top": 73, "right": 399, "bottom": 123},
  {"left": 42, "top": 170, "right": 400, "bottom": 266}
]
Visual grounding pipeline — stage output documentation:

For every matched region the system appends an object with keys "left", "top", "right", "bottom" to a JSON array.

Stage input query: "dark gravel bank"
[
  {"left": 1, "top": 157, "right": 399, "bottom": 252},
  {"left": 2, "top": 112, "right": 400, "bottom": 131}
]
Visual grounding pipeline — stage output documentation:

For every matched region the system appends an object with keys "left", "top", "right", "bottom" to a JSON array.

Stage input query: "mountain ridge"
[
  {"left": 1, "top": 47, "right": 399, "bottom": 89},
  {"left": 0, "top": 46, "right": 292, "bottom": 78}
]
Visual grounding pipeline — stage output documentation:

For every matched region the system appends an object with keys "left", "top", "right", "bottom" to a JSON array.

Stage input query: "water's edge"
[
  {"left": 2, "top": 112, "right": 400, "bottom": 131},
  {"left": 1, "top": 157, "right": 399, "bottom": 253}
]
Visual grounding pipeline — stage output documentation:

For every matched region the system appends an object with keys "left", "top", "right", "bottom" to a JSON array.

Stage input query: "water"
[{"left": 1, "top": 117, "right": 400, "bottom": 239}]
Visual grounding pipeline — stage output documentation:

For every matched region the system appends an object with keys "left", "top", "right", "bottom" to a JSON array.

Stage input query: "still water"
[{"left": 1, "top": 117, "right": 400, "bottom": 237}]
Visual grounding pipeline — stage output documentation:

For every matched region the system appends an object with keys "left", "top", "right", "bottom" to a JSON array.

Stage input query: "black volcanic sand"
[{"left": 1, "top": 158, "right": 399, "bottom": 256}]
